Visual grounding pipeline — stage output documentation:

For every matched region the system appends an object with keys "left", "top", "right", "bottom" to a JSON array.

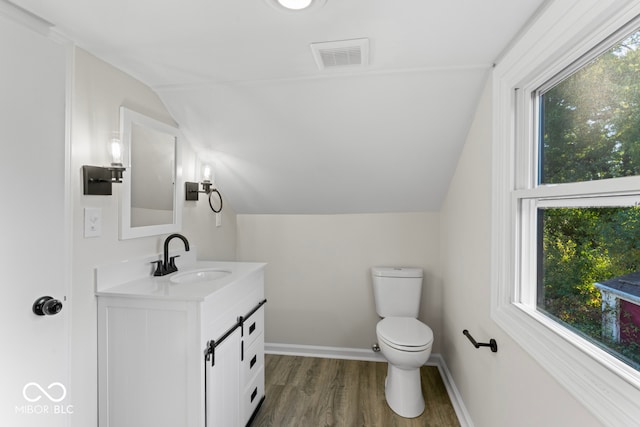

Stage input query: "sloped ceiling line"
[{"left": 9, "top": 0, "right": 547, "bottom": 214}]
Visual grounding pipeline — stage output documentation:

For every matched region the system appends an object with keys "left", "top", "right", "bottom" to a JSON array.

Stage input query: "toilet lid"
[{"left": 377, "top": 317, "right": 433, "bottom": 348}]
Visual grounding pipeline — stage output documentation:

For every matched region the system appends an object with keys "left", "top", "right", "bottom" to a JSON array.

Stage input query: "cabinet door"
[
  {"left": 205, "top": 328, "right": 241, "bottom": 426},
  {"left": 99, "top": 300, "right": 195, "bottom": 427}
]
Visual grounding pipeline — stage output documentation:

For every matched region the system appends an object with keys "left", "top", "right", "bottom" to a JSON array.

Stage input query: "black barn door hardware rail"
[
  {"left": 463, "top": 329, "right": 498, "bottom": 353},
  {"left": 204, "top": 299, "right": 267, "bottom": 367}
]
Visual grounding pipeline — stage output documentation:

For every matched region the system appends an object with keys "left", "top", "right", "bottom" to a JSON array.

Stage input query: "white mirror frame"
[{"left": 119, "top": 106, "right": 183, "bottom": 240}]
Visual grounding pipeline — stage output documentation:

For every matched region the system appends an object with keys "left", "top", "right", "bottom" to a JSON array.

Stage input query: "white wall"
[
  {"left": 236, "top": 212, "right": 442, "bottom": 352},
  {"left": 440, "top": 77, "right": 604, "bottom": 427},
  {"left": 69, "top": 48, "right": 236, "bottom": 427}
]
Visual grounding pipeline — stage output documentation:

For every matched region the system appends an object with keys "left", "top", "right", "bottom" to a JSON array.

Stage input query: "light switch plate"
[{"left": 84, "top": 207, "right": 102, "bottom": 238}]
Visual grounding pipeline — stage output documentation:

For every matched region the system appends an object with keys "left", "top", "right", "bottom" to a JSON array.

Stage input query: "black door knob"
[{"left": 32, "top": 296, "right": 63, "bottom": 316}]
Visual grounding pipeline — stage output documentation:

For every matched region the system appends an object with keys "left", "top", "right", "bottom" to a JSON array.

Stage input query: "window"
[
  {"left": 493, "top": 2, "right": 640, "bottom": 425},
  {"left": 533, "top": 29, "right": 640, "bottom": 371}
]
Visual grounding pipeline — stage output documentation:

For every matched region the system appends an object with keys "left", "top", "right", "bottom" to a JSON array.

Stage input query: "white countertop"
[{"left": 95, "top": 261, "right": 266, "bottom": 301}]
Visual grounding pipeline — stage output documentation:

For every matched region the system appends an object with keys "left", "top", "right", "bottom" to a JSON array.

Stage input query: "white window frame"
[{"left": 492, "top": 1, "right": 640, "bottom": 425}]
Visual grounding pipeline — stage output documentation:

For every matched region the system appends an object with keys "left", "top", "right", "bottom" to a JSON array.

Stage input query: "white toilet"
[{"left": 372, "top": 267, "right": 433, "bottom": 418}]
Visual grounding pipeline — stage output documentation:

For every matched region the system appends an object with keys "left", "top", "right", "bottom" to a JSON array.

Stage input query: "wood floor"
[{"left": 251, "top": 354, "right": 460, "bottom": 427}]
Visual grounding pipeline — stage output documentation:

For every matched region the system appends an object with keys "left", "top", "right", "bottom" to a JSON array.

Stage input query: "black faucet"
[{"left": 153, "top": 233, "right": 190, "bottom": 276}]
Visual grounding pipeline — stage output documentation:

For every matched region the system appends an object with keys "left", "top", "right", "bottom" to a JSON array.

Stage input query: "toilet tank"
[{"left": 371, "top": 267, "right": 423, "bottom": 318}]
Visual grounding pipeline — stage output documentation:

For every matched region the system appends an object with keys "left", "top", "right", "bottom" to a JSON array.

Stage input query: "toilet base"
[{"left": 384, "top": 363, "right": 425, "bottom": 418}]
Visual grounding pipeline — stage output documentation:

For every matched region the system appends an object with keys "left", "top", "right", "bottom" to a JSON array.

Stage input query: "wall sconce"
[
  {"left": 82, "top": 135, "right": 126, "bottom": 196},
  {"left": 185, "top": 164, "right": 223, "bottom": 213}
]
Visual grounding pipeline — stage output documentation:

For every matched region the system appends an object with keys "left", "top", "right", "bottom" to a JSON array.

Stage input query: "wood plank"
[{"left": 252, "top": 354, "right": 460, "bottom": 427}]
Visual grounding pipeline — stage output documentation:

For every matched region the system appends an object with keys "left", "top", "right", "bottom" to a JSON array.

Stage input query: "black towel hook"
[{"left": 463, "top": 329, "right": 498, "bottom": 353}]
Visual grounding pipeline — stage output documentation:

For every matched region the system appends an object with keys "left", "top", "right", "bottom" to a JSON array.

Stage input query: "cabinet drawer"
[
  {"left": 243, "top": 305, "right": 264, "bottom": 347},
  {"left": 242, "top": 365, "right": 265, "bottom": 425},
  {"left": 242, "top": 333, "right": 264, "bottom": 385}
]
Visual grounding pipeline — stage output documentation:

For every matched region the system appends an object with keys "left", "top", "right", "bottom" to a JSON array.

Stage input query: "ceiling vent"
[{"left": 310, "top": 38, "right": 369, "bottom": 70}]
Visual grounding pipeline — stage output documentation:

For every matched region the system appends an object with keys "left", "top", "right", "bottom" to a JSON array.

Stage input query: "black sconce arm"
[
  {"left": 82, "top": 164, "right": 126, "bottom": 196},
  {"left": 185, "top": 181, "right": 223, "bottom": 213}
]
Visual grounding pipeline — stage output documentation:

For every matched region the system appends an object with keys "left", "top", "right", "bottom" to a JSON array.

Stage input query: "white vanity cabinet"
[{"left": 96, "top": 261, "right": 266, "bottom": 427}]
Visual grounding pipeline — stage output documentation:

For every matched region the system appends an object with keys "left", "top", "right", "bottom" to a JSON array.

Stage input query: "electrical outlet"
[
  {"left": 216, "top": 212, "right": 222, "bottom": 227},
  {"left": 84, "top": 207, "right": 102, "bottom": 238}
]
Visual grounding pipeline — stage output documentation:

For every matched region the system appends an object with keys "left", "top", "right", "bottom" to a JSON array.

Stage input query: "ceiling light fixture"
[
  {"left": 278, "top": 0, "right": 312, "bottom": 10},
  {"left": 266, "top": 0, "right": 326, "bottom": 13}
]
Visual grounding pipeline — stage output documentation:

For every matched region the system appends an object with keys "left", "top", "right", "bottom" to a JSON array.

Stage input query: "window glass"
[
  {"left": 540, "top": 31, "right": 640, "bottom": 184},
  {"left": 535, "top": 27, "right": 640, "bottom": 372},
  {"left": 537, "top": 206, "right": 640, "bottom": 369}
]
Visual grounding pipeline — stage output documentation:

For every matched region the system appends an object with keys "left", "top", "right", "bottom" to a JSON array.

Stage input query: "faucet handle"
[
  {"left": 168, "top": 255, "right": 180, "bottom": 273},
  {"left": 151, "top": 260, "right": 165, "bottom": 276}
]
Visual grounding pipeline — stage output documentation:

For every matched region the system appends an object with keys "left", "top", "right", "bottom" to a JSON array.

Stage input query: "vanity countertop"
[{"left": 95, "top": 261, "right": 266, "bottom": 301}]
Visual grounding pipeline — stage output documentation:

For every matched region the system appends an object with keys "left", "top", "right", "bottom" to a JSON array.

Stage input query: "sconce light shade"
[
  {"left": 199, "top": 164, "right": 213, "bottom": 194},
  {"left": 111, "top": 137, "right": 123, "bottom": 164},
  {"left": 109, "top": 136, "right": 125, "bottom": 183}
]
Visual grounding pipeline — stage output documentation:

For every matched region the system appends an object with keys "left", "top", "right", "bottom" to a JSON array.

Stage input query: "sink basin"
[{"left": 169, "top": 268, "right": 231, "bottom": 284}]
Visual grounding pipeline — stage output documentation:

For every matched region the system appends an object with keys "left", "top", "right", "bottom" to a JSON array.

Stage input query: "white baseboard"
[
  {"left": 265, "top": 342, "right": 386, "bottom": 362},
  {"left": 265, "top": 343, "right": 473, "bottom": 427},
  {"left": 429, "top": 354, "right": 474, "bottom": 427}
]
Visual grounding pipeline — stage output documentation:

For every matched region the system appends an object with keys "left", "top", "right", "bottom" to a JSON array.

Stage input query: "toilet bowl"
[{"left": 376, "top": 316, "right": 433, "bottom": 418}]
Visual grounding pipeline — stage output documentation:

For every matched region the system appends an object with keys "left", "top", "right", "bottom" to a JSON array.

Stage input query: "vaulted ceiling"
[{"left": 10, "top": 0, "right": 546, "bottom": 214}]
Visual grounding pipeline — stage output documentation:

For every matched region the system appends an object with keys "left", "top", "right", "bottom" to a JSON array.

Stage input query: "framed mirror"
[{"left": 119, "top": 107, "right": 183, "bottom": 239}]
